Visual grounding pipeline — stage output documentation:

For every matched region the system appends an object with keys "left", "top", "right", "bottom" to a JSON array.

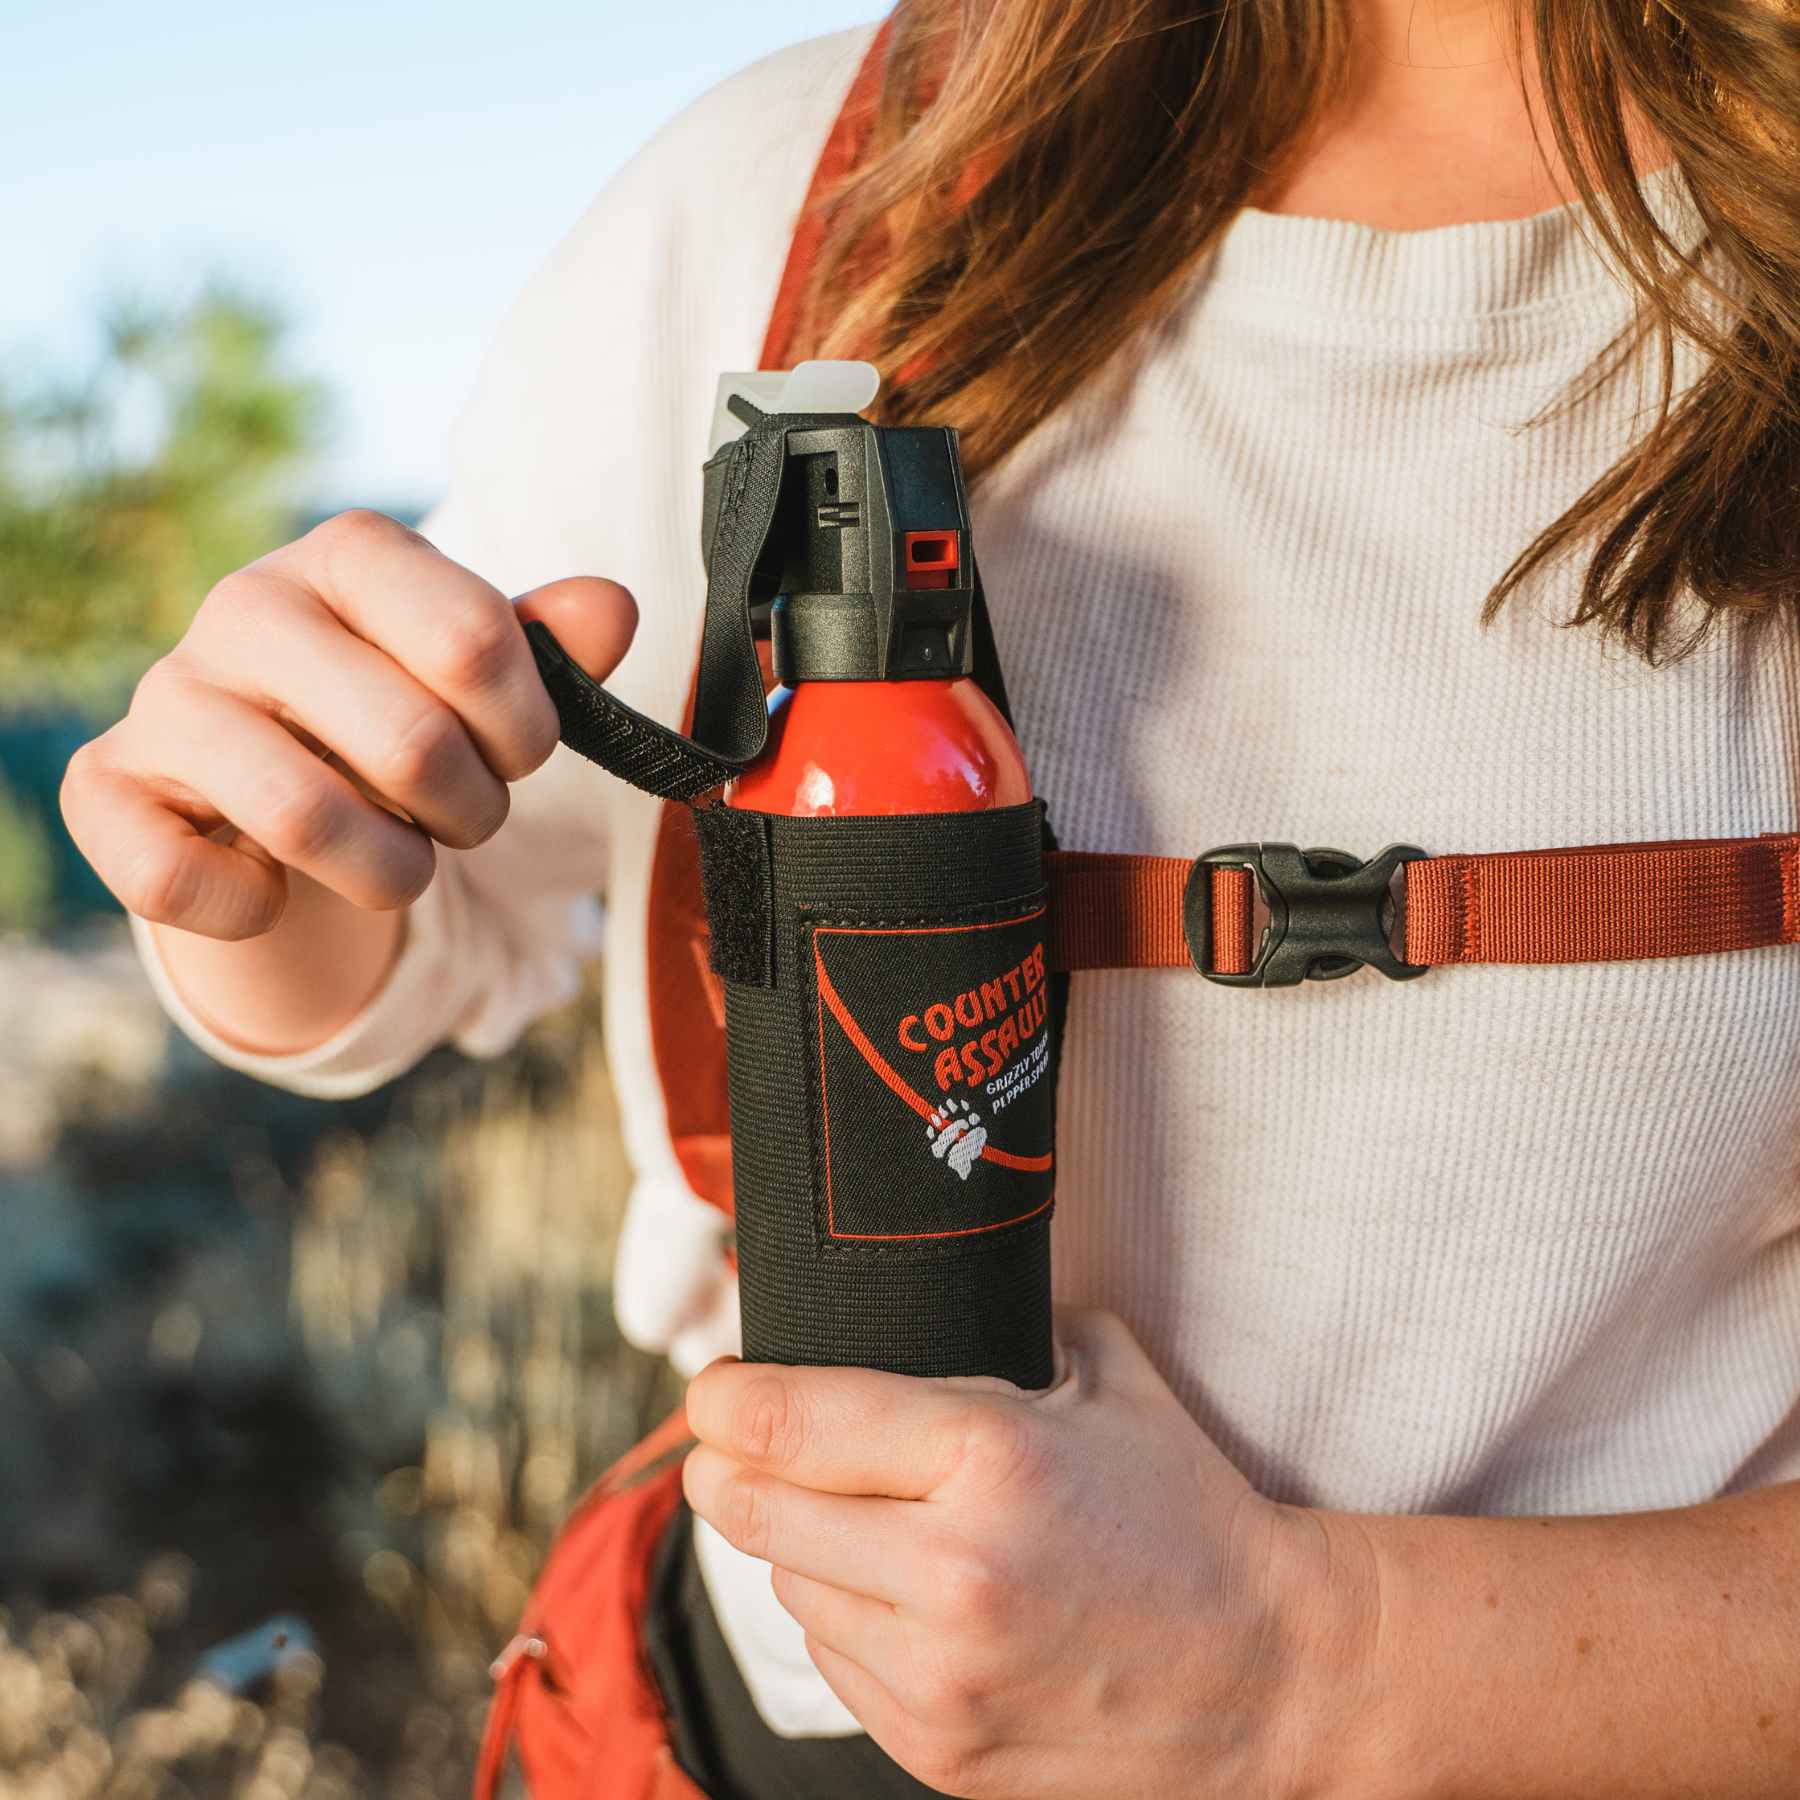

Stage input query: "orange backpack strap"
[
  {"left": 642, "top": 19, "right": 896, "bottom": 1218},
  {"left": 1047, "top": 834, "right": 1800, "bottom": 984},
  {"left": 759, "top": 18, "right": 894, "bottom": 372}
]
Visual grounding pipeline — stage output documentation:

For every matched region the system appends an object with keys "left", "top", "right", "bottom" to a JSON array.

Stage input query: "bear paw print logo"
[{"left": 926, "top": 1097, "right": 988, "bottom": 1181}]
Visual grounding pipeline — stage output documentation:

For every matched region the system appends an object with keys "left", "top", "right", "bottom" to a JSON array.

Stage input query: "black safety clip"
[{"left": 1184, "top": 842, "right": 1429, "bottom": 987}]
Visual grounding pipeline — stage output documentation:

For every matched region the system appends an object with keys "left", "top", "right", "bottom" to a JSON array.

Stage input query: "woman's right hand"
[{"left": 62, "top": 509, "right": 637, "bottom": 942}]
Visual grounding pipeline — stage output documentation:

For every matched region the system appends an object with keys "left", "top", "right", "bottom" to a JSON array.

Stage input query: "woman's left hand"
[{"left": 683, "top": 1306, "right": 1367, "bottom": 1800}]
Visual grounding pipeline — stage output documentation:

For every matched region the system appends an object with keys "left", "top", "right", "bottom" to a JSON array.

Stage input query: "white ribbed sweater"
[{"left": 138, "top": 25, "right": 1800, "bottom": 1738}]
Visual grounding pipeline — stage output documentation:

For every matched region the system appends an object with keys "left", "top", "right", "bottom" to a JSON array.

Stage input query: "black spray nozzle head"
[{"left": 701, "top": 409, "right": 976, "bottom": 684}]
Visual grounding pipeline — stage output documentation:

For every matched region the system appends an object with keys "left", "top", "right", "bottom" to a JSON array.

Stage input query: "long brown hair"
[{"left": 797, "top": 2, "right": 1800, "bottom": 663}]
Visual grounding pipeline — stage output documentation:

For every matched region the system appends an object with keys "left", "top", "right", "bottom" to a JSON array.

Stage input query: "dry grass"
[{"left": 0, "top": 969, "right": 680, "bottom": 1798}]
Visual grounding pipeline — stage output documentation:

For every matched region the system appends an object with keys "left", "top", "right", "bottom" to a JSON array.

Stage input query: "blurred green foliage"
[
  {"left": 0, "top": 285, "right": 327, "bottom": 708},
  {"left": 0, "top": 771, "right": 53, "bottom": 931}
]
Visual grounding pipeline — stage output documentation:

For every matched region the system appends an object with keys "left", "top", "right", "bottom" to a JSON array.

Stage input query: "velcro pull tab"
[
  {"left": 693, "top": 806, "right": 775, "bottom": 988},
  {"left": 525, "top": 620, "right": 737, "bottom": 803},
  {"left": 525, "top": 619, "right": 745, "bottom": 802}
]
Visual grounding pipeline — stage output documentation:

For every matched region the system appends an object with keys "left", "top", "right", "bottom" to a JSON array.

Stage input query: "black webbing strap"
[
  {"left": 966, "top": 550, "right": 1016, "bottom": 733},
  {"left": 524, "top": 620, "right": 737, "bottom": 802},
  {"left": 523, "top": 410, "right": 792, "bottom": 802}
]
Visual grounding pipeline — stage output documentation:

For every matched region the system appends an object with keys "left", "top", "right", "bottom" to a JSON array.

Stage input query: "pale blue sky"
[{"left": 7, "top": 1, "right": 879, "bottom": 506}]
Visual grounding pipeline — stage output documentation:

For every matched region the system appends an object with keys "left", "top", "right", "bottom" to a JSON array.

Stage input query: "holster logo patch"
[{"left": 810, "top": 906, "right": 1055, "bottom": 1241}]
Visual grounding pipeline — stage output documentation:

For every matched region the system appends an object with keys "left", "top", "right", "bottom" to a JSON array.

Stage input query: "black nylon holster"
[{"left": 527, "top": 408, "right": 1059, "bottom": 1389}]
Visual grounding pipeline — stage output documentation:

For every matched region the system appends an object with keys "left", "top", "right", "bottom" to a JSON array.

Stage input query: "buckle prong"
[{"left": 1184, "top": 842, "right": 1429, "bottom": 987}]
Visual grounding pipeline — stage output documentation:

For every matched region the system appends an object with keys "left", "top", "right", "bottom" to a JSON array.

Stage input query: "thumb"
[
  {"left": 515, "top": 576, "right": 638, "bottom": 683},
  {"left": 1050, "top": 1304, "right": 1166, "bottom": 1400}
]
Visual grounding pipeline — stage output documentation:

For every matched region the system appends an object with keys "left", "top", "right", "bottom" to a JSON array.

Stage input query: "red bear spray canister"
[{"left": 526, "top": 367, "right": 1059, "bottom": 1388}]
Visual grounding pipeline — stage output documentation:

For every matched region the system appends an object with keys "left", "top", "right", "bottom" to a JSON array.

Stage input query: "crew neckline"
[{"left": 1203, "top": 164, "right": 1702, "bottom": 320}]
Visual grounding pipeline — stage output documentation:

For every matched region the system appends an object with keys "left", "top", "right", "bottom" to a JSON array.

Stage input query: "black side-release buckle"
[{"left": 1184, "top": 842, "right": 1429, "bottom": 987}]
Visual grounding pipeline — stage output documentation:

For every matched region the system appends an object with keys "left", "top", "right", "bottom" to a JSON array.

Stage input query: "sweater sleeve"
[
  {"left": 129, "top": 814, "right": 605, "bottom": 1101},
  {"left": 134, "top": 26, "right": 878, "bottom": 1102},
  {"left": 128, "top": 26, "right": 876, "bottom": 1098}
]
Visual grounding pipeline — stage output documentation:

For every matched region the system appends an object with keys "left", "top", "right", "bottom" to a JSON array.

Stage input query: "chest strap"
[{"left": 1047, "top": 834, "right": 1800, "bottom": 985}]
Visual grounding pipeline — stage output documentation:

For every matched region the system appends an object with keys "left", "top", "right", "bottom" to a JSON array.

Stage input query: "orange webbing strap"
[
  {"left": 641, "top": 19, "right": 896, "bottom": 1227},
  {"left": 1045, "top": 854, "right": 1254, "bottom": 973},
  {"left": 1405, "top": 835, "right": 1800, "bottom": 966},
  {"left": 1046, "top": 835, "right": 1800, "bottom": 975},
  {"left": 1043, "top": 853, "right": 1189, "bottom": 970},
  {"left": 585, "top": 1403, "right": 695, "bottom": 1498},
  {"left": 758, "top": 17, "right": 895, "bottom": 373}
]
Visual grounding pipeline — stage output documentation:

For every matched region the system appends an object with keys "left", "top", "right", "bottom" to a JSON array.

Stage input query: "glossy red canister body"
[{"left": 724, "top": 677, "right": 1031, "bottom": 818}]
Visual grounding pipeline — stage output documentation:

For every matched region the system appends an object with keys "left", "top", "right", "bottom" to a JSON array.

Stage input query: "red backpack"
[
  {"left": 473, "top": 1407, "right": 699, "bottom": 1799},
  {"left": 476, "top": 19, "right": 1800, "bottom": 1793}
]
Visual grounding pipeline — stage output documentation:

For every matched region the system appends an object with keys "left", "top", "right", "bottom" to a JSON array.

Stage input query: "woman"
[{"left": 61, "top": 2, "right": 1800, "bottom": 1795}]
